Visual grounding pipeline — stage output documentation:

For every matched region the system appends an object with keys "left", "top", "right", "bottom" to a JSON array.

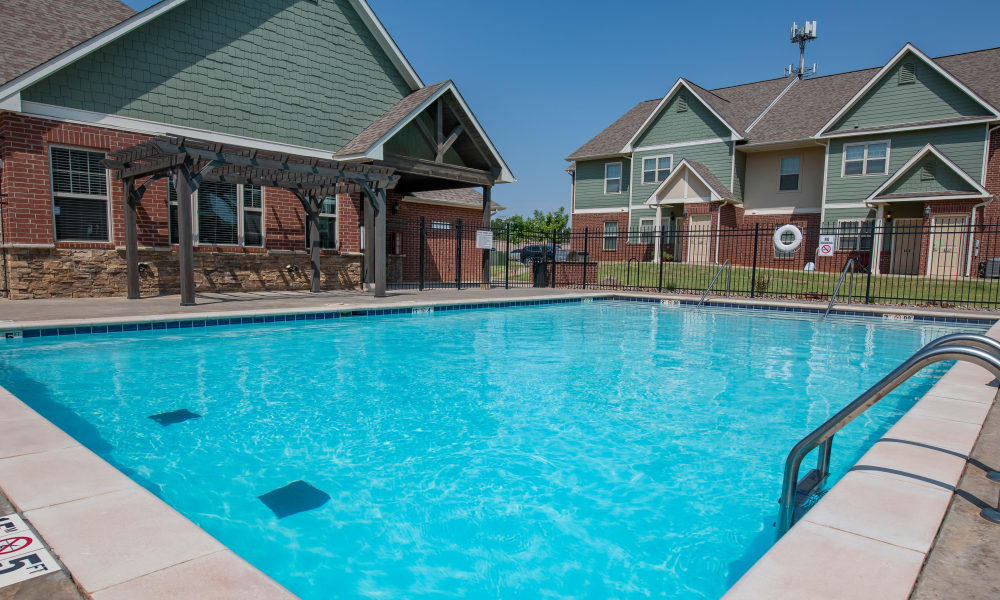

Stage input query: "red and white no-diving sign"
[
  {"left": 0, "top": 514, "right": 60, "bottom": 588},
  {"left": 818, "top": 235, "right": 836, "bottom": 257}
]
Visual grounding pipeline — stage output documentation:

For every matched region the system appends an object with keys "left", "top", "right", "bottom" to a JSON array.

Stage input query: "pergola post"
[
  {"left": 363, "top": 197, "right": 375, "bottom": 292},
  {"left": 481, "top": 186, "right": 492, "bottom": 288},
  {"left": 308, "top": 197, "right": 322, "bottom": 293},
  {"left": 374, "top": 188, "right": 387, "bottom": 298},
  {"left": 123, "top": 177, "right": 140, "bottom": 299},
  {"left": 173, "top": 164, "right": 196, "bottom": 306}
]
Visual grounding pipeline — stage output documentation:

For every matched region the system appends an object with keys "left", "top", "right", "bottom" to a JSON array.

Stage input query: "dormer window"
[{"left": 899, "top": 62, "right": 916, "bottom": 85}]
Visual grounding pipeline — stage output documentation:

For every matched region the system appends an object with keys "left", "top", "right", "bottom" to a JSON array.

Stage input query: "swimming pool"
[{"left": 0, "top": 300, "right": 984, "bottom": 599}]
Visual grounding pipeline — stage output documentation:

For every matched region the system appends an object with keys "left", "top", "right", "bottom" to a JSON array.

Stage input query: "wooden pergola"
[{"left": 104, "top": 136, "right": 399, "bottom": 305}]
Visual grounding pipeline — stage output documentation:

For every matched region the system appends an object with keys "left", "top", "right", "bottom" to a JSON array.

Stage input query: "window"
[
  {"left": 843, "top": 141, "right": 889, "bottom": 176},
  {"left": 169, "top": 180, "right": 263, "bottom": 247},
  {"left": 899, "top": 62, "right": 916, "bottom": 85},
  {"left": 778, "top": 156, "right": 800, "bottom": 191},
  {"left": 631, "top": 218, "right": 657, "bottom": 243},
  {"left": 431, "top": 221, "right": 452, "bottom": 230},
  {"left": 305, "top": 195, "right": 337, "bottom": 249},
  {"left": 50, "top": 146, "right": 109, "bottom": 241},
  {"left": 603, "top": 220, "right": 618, "bottom": 251},
  {"left": 604, "top": 162, "right": 622, "bottom": 194},
  {"left": 642, "top": 156, "right": 672, "bottom": 184},
  {"left": 836, "top": 219, "right": 875, "bottom": 252}
]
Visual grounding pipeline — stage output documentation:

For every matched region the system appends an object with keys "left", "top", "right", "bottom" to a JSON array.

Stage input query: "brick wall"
[{"left": 387, "top": 195, "right": 486, "bottom": 284}]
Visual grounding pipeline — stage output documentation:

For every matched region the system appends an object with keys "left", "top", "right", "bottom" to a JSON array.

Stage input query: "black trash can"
[{"left": 532, "top": 259, "right": 548, "bottom": 287}]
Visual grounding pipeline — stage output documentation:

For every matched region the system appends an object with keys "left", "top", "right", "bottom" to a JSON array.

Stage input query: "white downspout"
[
  {"left": 654, "top": 204, "right": 663, "bottom": 264},
  {"left": 966, "top": 197, "right": 993, "bottom": 278},
  {"left": 715, "top": 200, "right": 723, "bottom": 263}
]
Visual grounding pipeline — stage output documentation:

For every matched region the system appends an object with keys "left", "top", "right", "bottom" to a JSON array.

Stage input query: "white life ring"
[{"left": 773, "top": 224, "right": 803, "bottom": 253}]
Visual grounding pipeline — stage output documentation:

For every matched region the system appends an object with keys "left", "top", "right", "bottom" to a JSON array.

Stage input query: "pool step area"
[
  {"left": 723, "top": 323, "right": 1000, "bottom": 600},
  {"left": 0, "top": 386, "right": 297, "bottom": 599}
]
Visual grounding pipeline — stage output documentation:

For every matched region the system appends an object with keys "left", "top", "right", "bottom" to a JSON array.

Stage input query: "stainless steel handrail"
[
  {"left": 776, "top": 336, "right": 1000, "bottom": 537},
  {"left": 823, "top": 258, "right": 856, "bottom": 319},
  {"left": 698, "top": 259, "right": 731, "bottom": 306}
]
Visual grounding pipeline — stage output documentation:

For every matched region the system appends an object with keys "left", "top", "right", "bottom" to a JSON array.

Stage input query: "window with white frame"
[
  {"left": 604, "top": 162, "right": 622, "bottom": 194},
  {"left": 778, "top": 156, "right": 800, "bottom": 191},
  {"left": 169, "top": 180, "right": 264, "bottom": 247},
  {"left": 836, "top": 219, "right": 875, "bottom": 252},
  {"left": 305, "top": 195, "right": 337, "bottom": 249},
  {"left": 603, "top": 220, "right": 618, "bottom": 250},
  {"left": 631, "top": 218, "right": 656, "bottom": 244},
  {"left": 432, "top": 221, "right": 452, "bottom": 230},
  {"left": 49, "top": 146, "right": 110, "bottom": 241},
  {"left": 843, "top": 142, "right": 889, "bottom": 176},
  {"left": 642, "top": 156, "right": 672, "bottom": 184}
]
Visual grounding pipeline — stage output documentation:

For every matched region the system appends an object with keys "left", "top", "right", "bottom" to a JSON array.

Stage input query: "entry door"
[
  {"left": 929, "top": 216, "right": 968, "bottom": 278},
  {"left": 687, "top": 215, "right": 712, "bottom": 264},
  {"left": 889, "top": 218, "right": 922, "bottom": 275}
]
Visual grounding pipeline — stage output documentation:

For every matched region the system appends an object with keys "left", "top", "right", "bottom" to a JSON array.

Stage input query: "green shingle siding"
[
  {"left": 631, "top": 141, "right": 733, "bottom": 205},
  {"left": 883, "top": 155, "right": 976, "bottom": 196},
  {"left": 575, "top": 158, "right": 629, "bottom": 211},
  {"left": 830, "top": 52, "right": 991, "bottom": 132},
  {"left": 825, "top": 124, "right": 987, "bottom": 204},
  {"left": 633, "top": 91, "right": 731, "bottom": 148},
  {"left": 23, "top": 0, "right": 413, "bottom": 151}
]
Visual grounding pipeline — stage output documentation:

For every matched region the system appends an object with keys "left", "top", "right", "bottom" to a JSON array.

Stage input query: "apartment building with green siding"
[{"left": 567, "top": 43, "right": 1000, "bottom": 276}]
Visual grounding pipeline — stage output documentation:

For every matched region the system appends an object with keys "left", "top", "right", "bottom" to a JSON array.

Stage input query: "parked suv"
[{"left": 518, "top": 244, "right": 561, "bottom": 264}]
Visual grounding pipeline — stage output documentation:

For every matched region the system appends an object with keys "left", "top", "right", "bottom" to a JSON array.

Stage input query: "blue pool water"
[{"left": 0, "top": 302, "right": 984, "bottom": 599}]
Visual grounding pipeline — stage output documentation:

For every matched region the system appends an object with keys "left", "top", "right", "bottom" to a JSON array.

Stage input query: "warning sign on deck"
[
  {"left": 0, "top": 514, "right": 60, "bottom": 588},
  {"left": 818, "top": 235, "right": 836, "bottom": 257}
]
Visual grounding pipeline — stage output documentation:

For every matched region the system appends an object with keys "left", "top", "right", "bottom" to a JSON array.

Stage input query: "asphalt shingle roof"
[
  {"left": 569, "top": 46, "right": 1000, "bottom": 159},
  {"left": 334, "top": 82, "right": 447, "bottom": 157},
  {"left": 0, "top": 0, "right": 135, "bottom": 86},
  {"left": 684, "top": 160, "right": 736, "bottom": 202}
]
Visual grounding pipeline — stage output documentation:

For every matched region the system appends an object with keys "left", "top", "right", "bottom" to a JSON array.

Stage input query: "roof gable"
[
  {"left": 867, "top": 143, "right": 988, "bottom": 201},
  {"left": 626, "top": 79, "right": 744, "bottom": 151},
  {"left": 645, "top": 159, "right": 736, "bottom": 204},
  {"left": 334, "top": 81, "right": 515, "bottom": 184},
  {"left": 818, "top": 44, "right": 1000, "bottom": 136}
]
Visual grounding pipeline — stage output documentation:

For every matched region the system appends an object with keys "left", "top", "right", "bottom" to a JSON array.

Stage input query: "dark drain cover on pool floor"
[
  {"left": 148, "top": 409, "right": 202, "bottom": 426},
  {"left": 258, "top": 481, "right": 331, "bottom": 518}
]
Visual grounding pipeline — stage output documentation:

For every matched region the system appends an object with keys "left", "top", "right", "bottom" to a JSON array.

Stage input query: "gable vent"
[
  {"left": 920, "top": 161, "right": 935, "bottom": 181},
  {"left": 899, "top": 62, "right": 916, "bottom": 85},
  {"left": 677, "top": 95, "right": 688, "bottom": 112}
]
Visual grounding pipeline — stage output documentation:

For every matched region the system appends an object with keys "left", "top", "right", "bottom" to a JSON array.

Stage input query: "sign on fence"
[
  {"left": 818, "top": 234, "right": 836, "bottom": 257},
  {"left": 476, "top": 230, "right": 493, "bottom": 249}
]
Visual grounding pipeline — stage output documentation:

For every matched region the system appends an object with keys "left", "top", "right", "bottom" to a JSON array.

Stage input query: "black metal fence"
[{"left": 385, "top": 216, "right": 1000, "bottom": 310}]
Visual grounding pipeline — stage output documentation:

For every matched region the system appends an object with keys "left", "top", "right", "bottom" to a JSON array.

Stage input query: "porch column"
[
  {"left": 123, "top": 178, "right": 140, "bottom": 300},
  {"left": 363, "top": 195, "right": 375, "bottom": 291},
  {"left": 374, "top": 188, "right": 387, "bottom": 298},
  {"left": 873, "top": 205, "right": 885, "bottom": 275},
  {"left": 482, "top": 186, "right": 492, "bottom": 288},
  {"left": 173, "top": 165, "right": 196, "bottom": 306},
  {"left": 653, "top": 204, "right": 663, "bottom": 264}
]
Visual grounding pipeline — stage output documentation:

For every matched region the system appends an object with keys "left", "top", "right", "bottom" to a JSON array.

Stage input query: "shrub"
[
  {"left": 662, "top": 252, "right": 673, "bottom": 262},
  {"left": 755, "top": 275, "right": 771, "bottom": 295}
]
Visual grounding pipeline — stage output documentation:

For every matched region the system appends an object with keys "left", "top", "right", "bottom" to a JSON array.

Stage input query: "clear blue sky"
[{"left": 124, "top": 0, "right": 997, "bottom": 216}]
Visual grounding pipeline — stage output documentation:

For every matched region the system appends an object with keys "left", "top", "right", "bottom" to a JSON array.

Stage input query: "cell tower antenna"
[{"left": 787, "top": 21, "right": 818, "bottom": 78}]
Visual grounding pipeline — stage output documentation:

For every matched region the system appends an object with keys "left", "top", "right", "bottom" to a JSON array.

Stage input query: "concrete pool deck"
[{"left": 0, "top": 288, "right": 998, "bottom": 598}]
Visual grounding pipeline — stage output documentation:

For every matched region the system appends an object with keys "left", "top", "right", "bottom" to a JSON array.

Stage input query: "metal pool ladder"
[
  {"left": 823, "top": 258, "right": 859, "bottom": 319},
  {"left": 698, "top": 259, "right": 731, "bottom": 306},
  {"left": 776, "top": 333, "right": 1000, "bottom": 537}
]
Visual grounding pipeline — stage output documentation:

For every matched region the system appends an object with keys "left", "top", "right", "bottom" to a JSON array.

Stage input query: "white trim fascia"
[
  {"left": 819, "top": 140, "right": 830, "bottom": 225},
  {"left": 622, "top": 79, "right": 744, "bottom": 152},
  {"left": 0, "top": 93, "right": 21, "bottom": 111},
  {"left": 341, "top": 82, "right": 515, "bottom": 184},
  {"left": 818, "top": 117, "right": 997, "bottom": 139},
  {"left": 347, "top": 0, "right": 423, "bottom": 90},
  {"left": 22, "top": 101, "right": 340, "bottom": 159},
  {"left": 0, "top": 0, "right": 425, "bottom": 107},
  {"left": 645, "top": 160, "right": 721, "bottom": 205},
  {"left": 865, "top": 142, "right": 989, "bottom": 200},
  {"left": 0, "top": 0, "right": 190, "bottom": 103},
  {"left": 632, "top": 137, "right": 729, "bottom": 153},
  {"left": 814, "top": 43, "right": 1000, "bottom": 137},
  {"left": 745, "top": 207, "right": 822, "bottom": 215},
  {"left": 824, "top": 202, "right": 876, "bottom": 210},
  {"left": 745, "top": 76, "right": 798, "bottom": 133},
  {"left": 982, "top": 124, "right": 994, "bottom": 183},
  {"left": 572, "top": 207, "right": 628, "bottom": 214},
  {"left": 868, "top": 193, "right": 990, "bottom": 204}
]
